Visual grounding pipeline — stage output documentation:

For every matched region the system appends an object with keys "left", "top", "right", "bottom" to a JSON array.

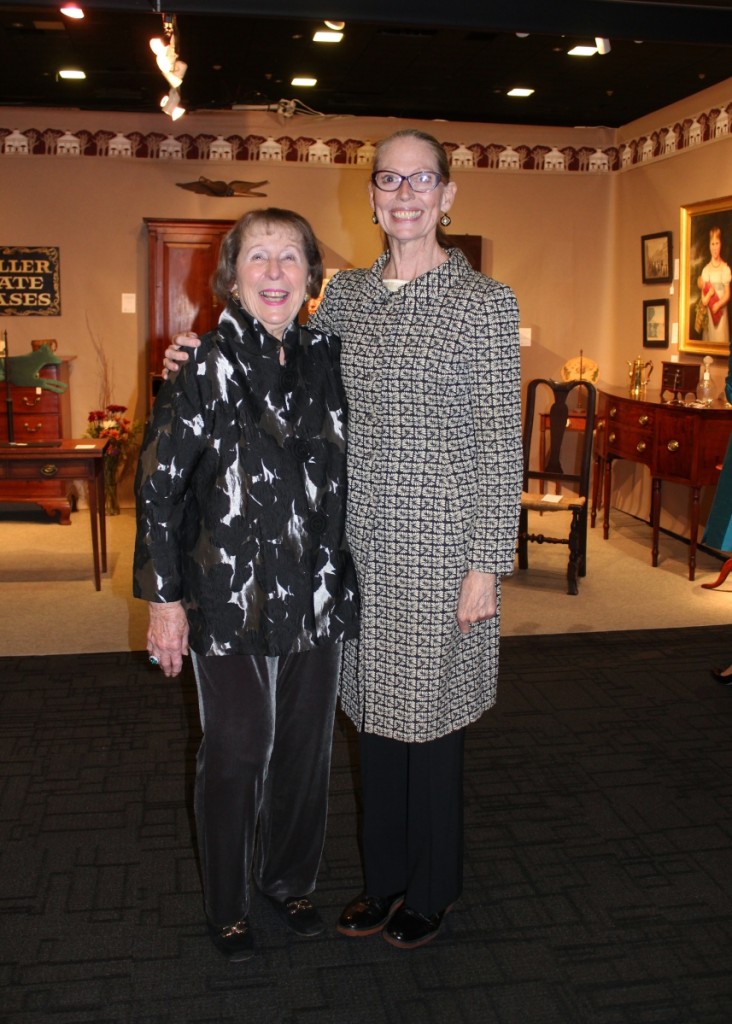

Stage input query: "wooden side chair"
[{"left": 517, "top": 378, "right": 597, "bottom": 594}]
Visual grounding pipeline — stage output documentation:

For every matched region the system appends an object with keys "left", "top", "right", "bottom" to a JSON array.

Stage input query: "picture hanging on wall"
[
  {"left": 641, "top": 231, "right": 672, "bottom": 284},
  {"left": 643, "top": 299, "right": 669, "bottom": 348},
  {"left": 679, "top": 195, "right": 732, "bottom": 355}
]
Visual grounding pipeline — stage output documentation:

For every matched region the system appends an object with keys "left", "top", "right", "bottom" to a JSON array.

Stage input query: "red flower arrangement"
[{"left": 84, "top": 404, "right": 141, "bottom": 458}]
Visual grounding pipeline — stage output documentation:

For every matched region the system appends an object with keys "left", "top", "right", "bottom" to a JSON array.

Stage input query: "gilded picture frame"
[{"left": 679, "top": 195, "right": 732, "bottom": 355}]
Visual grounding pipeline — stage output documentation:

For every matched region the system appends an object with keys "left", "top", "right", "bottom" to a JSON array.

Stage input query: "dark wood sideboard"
[
  {"left": 592, "top": 386, "right": 732, "bottom": 580},
  {"left": 0, "top": 357, "right": 75, "bottom": 522}
]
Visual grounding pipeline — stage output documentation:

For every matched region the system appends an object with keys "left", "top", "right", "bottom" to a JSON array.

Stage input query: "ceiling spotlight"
[
  {"left": 507, "top": 87, "right": 534, "bottom": 97},
  {"left": 568, "top": 44, "right": 597, "bottom": 57},
  {"left": 58, "top": 68, "right": 86, "bottom": 79},
  {"left": 291, "top": 76, "right": 317, "bottom": 87},
  {"left": 60, "top": 3, "right": 84, "bottom": 18},
  {"left": 324, "top": 20, "right": 345, "bottom": 30},
  {"left": 161, "top": 87, "right": 185, "bottom": 120},
  {"left": 595, "top": 37, "right": 611, "bottom": 54}
]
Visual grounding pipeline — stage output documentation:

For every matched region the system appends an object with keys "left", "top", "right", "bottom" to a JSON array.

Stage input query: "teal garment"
[{"left": 703, "top": 435, "right": 732, "bottom": 552}]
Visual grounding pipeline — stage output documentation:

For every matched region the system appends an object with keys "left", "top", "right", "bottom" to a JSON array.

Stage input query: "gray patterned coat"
[{"left": 309, "top": 248, "right": 522, "bottom": 742}]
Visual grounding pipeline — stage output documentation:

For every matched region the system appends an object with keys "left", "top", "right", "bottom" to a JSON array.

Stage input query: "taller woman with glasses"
[
  {"left": 166, "top": 129, "right": 522, "bottom": 949},
  {"left": 310, "top": 128, "right": 522, "bottom": 948}
]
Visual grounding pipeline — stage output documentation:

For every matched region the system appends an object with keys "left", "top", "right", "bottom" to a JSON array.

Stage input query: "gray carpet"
[{"left": 1, "top": 627, "right": 731, "bottom": 1023}]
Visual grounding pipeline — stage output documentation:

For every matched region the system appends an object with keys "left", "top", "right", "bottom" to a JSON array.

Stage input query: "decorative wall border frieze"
[{"left": 0, "top": 98, "right": 729, "bottom": 173}]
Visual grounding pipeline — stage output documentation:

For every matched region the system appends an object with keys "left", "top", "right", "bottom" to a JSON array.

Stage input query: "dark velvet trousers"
[
  {"left": 191, "top": 646, "right": 340, "bottom": 929},
  {"left": 358, "top": 728, "right": 465, "bottom": 917}
]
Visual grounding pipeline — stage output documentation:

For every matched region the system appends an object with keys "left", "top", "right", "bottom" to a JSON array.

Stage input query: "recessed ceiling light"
[
  {"left": 58, "top": 68, "right": 86, "bottom": 79},
  {"left": 291, "top": 76, "right": 317, "bottom": 87},
  {"left": 507, "top": 87, "right": 534, "bottom": 98},
  {"left": 324, "top": 20, "right": 345, "bottom": 30},
  {"left": 568, "top": 44, "right": 597, "bottom": 56},
  {"left": 60, "top": 3, "right": 84, "bottom": 18},
  {"left": 313, "top": 30, "right": 343, "bottom": 43}
]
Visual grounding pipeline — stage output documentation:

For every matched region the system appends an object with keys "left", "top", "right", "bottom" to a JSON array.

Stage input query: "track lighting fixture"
[
  {"left": 595, "top": 37, "right": 611, "bottom": 54},
  {"left": 60, "top": 3, "right": 84, "bottom": 19},
  {"left": 161, "top": 87, "right": 185, "bottom": 121},
  {"left": 150, "top": 14, "right": 187, "bottom": 118}
]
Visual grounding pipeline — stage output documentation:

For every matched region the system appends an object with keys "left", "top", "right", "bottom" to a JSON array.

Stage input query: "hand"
[
  {"left": 456, "top": 570, "right": 497, "bottom": 635},
  {"left": 162, "top": 331, "right": 200, "bottom": 377},
  {"left": 147, "top": 601, "right": 189, "bottom": 677}
]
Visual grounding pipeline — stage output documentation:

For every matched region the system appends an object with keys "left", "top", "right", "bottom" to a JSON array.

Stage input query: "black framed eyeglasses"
[{"left": 371, "top": 170, "right": 443, "bottom": 193}]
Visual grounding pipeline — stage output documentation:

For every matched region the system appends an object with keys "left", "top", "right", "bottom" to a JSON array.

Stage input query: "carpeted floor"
[{"left": 2, "top": 627, "right": 731, "bottom": 1024}]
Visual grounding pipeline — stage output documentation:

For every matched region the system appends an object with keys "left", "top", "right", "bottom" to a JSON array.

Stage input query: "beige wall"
[{"left": 1, "top": 83, "right": 730, "bottom": 526}]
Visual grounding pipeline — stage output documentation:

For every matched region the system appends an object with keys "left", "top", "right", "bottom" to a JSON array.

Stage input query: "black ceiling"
[{"left": 1, "top": 1, "right": 731, "bottom": 128}]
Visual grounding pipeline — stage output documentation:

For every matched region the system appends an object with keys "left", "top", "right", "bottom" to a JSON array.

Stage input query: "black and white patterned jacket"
[{"left": 134, "top": 300, "right": 359, "bottom": 657}]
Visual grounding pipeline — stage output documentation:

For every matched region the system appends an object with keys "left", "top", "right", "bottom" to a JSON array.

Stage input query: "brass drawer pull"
[
  {"left": 608, "top": 432, "right": 616, "bottom": 444},
  {"left": 40, "top": 463, "right": 58, "bottom": 477},
  {"left": 667, "top": 439, "right": 680, "bottom": 453},
  {"left": 609, "top": 406, "right": 617, "bottom": 418},
  {"left": 23, "top": 422, "right": 43, "bottom": 433},
  {"left": 638, "top": 414, "right": 649, "bottom": 426},
  {"left": 636, "top": 441, "right": 647, "bottom": 454},
  {"left": 22, "top": 394, "right": 43, "bottom": 408}
]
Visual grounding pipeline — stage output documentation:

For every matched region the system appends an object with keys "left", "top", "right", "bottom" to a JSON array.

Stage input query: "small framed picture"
[
  {"left": 643, "top": 298, "right": 670, "bottom": 347},
  {"left": 641, "top": 231, "right": 672, "bottom": 284}
]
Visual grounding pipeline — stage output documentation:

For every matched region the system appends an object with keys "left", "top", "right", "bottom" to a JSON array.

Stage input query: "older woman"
[
  {"left": 135, "top": 208, "right": 358, "bottom": 962},
  {"left": 167, "top": 130, "right": 522, "bottom": 949}
]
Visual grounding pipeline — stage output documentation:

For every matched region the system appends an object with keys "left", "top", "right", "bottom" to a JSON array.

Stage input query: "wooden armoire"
[{"left": 145, "top": 218, "right": 234, "bottom": 402}]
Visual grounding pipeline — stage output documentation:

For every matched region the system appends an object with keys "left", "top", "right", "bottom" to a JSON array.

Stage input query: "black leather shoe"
[
  {"left": 337, "top": 892, "right": 404, "bottom": 937},
  {"left": 711, "top": 667, "right": 732, "bottom": 685},
  {"left": 208, "top": 918, "right": 254, "bottom": 962},
  {"left": 267, "top": 895, "right": 325, "bottom": 937},
  {"left": 383, "top": 905, "right": 450, "bottom": 949}
]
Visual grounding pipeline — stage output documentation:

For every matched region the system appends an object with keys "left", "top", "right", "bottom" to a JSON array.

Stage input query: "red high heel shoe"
[
  {"left": 710, "top": 667, "right": 732, "bottom": 685},
  {"left": 701, "top": 558, "right": 732, "bottom": 590}
]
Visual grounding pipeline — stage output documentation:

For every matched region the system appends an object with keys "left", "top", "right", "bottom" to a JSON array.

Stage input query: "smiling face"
[
  {"left": 234, "top": 224, "right": 308, "bottom": 338},
  {"left": 369, "top": 136, "right": 456, "bottom": 245}
]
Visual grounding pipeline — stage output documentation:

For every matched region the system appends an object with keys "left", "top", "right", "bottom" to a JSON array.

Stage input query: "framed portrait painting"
[
  {"left": 641, "top": 231, "right": 672, "bottom": 284},
  {"left": 643, "top": 299, "right": 669, "bottom": 348},
  {"left": 679, "top": 195, "right": 732, "bottom": 355}
]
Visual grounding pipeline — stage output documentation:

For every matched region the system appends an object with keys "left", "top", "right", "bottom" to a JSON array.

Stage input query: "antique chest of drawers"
[
  {"left": 593, "top": 386, "right": 732, "bottom": 579},
  {"left": 0, "top": 358, "right": 75, "bottom": 522}
]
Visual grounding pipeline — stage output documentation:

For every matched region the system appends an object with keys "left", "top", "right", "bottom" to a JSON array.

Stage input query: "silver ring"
[{"left": 149, "top": 655, "right": 159, "bottom": 666}]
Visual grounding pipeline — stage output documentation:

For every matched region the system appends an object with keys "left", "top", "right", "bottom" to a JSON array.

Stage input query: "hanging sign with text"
[{"left": 0, "top": 246, "right": 61, "bottom": 315}]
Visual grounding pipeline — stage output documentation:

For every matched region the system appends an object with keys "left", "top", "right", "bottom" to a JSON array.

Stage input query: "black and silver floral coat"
[{"left": 134, "top": 300, "right": 359, "bottom": 657}]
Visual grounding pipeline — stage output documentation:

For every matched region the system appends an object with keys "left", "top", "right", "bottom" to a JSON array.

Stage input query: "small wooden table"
[{"left": 0, "top": 438, "right": 109, "bottom": 590}]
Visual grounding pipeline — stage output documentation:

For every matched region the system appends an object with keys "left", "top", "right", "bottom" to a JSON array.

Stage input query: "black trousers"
[
  {"left": 192, "top": 646, "right": 340, "bottom": 928},
  {"left": 359, "top": 728, "right": 465, "bottom": 917}
]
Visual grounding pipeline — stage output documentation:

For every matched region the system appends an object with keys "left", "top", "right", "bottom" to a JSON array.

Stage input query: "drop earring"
[
  {"left": 440, "top": 213, "right": 452, "bottom": 227},
  {"left": 231, "top": 284, "right": 240, "bottom": 301},
  {"left": 372, "top": 213, "right": 378, "bottom": 224}
]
